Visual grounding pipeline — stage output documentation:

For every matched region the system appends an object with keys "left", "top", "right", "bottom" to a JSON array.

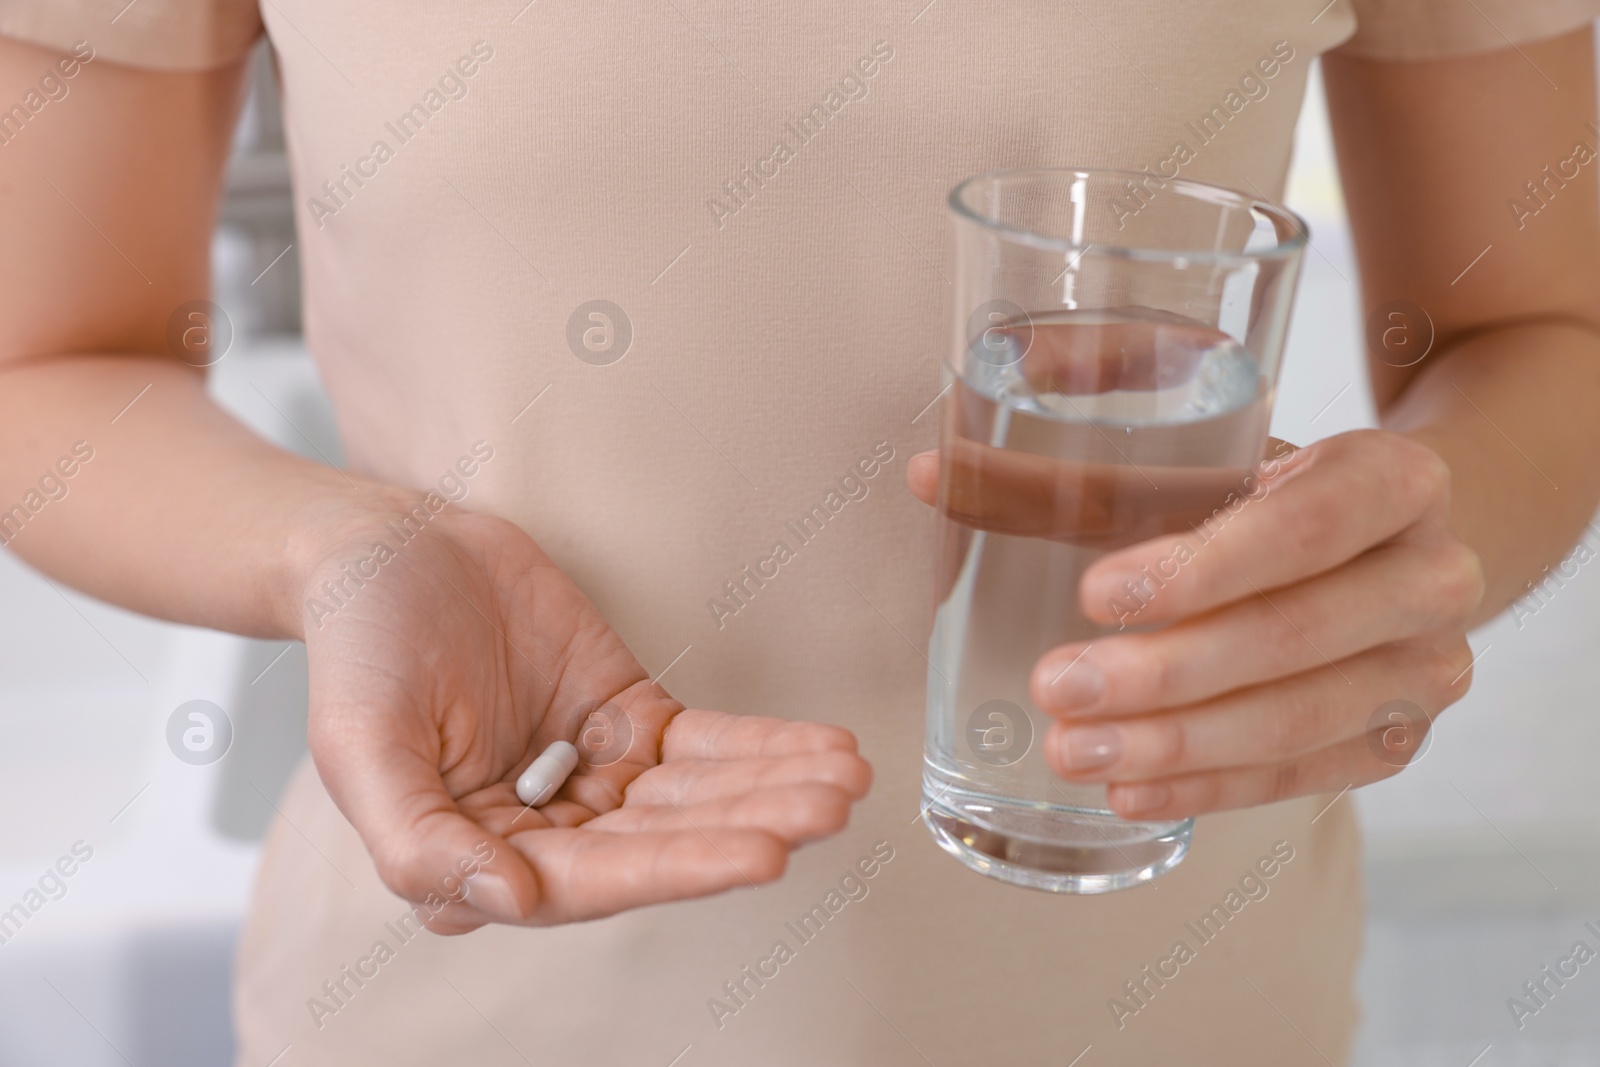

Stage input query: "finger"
[
  {"left": 537, "top": 679, "right": 687, "bottom": 817},
  {"left": 1043, "top": 633, "right": 1472, "bottom": 783},
  {"left": 552, "top": 765, "right": 629, "bottom": 819},
  {"left": 477, "top": 682, "right": 688, "bottom": 825},
  {"left": 588, "top": 783, "right": 855, "bottom": 845},
  {"left": 907, "top": 438, "right": 1261, "bottom": 549},
  {"left": 309, "top": 691, "right": 541, "bottom": 926},
  {"left": 455, "top": 782, "right": 598, "bottom": 835},
  {"left": 628, "top": 750, "right": 873, "bottom": 806},
  {"left": 421, "top": 913, "right": 490, "bottom": 936},
  {"left": 1033, "top": 539, "right": 1484, "bottom": 717},
  {"left": 907, "top": 450, "right": 938, "bottom": 507},
  {"left": 508, "top": 827, "right": 788, "bottom": 924},
  {"left": 907, "top": 440, "right": 1297, "bottom": 521},
  {"left": 364, "top": 871, "right": 530, "bottom": 936},
  {"left": 1079, "top": 430, "right": 1449, "bottom": 624},
  {"left": 911, "top": 305, "right": 1288, "bottom": 531},
  {"left": 661, "top": 709, "right": 862, "bottom": 761},
  {"left": 1260, "top": 435, "right": 1298, "bottom": 461},
  {"left": 413, "top": 898, "right": 491, "bottom": 936},
  {"left": 1103, "top": 731, "right": 1411, "bottom": 820}
]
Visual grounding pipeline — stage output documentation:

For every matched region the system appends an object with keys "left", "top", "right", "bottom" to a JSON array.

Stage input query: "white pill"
[{"left": 516, "top": 740, "right": 580, "bottom": 807}]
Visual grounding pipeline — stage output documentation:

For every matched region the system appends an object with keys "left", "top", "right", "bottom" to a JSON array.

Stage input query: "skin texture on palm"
[{"left": 303, "top": 506, "right": 871, "bottom": 935}]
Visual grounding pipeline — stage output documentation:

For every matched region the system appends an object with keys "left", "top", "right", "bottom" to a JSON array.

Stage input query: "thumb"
[
  {"left": 309, "top": 702, "right": 540, "bottom": 925},
  {"left": 1264, "top": 435, "right": 1300, "bottom": 460},
  {"left": 905, "top": 449, "right": 938, "bottom": 506}
]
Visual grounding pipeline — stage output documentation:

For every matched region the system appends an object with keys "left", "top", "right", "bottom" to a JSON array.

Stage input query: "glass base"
[{"left": 921, "top": 776, "right": 1193, "bottom": 894}]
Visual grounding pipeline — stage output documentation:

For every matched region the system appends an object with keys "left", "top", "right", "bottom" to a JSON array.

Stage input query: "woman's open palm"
[{"left": 300, "top": 504, "right": 872, "bottom": 933}]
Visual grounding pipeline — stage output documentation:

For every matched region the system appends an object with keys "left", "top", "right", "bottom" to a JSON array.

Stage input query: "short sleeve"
[
  {"left": 0, "top": 0, "right": 263, "bottom": 71},
  {"left": 1337, "top": 0, "right": 1600, "bottom": 60}
]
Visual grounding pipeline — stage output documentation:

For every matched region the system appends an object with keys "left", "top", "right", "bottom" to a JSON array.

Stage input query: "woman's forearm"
[
  {"left": 1383, "top": 318, "right": 1600, "bottom": 627},
  {"left": 0, "top": 353, "right": 409, "bottom": 640}
]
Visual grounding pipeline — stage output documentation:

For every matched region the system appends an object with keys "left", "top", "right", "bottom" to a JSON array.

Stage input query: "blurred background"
[{"left": 1, "top": 44, "right": 1599, "bottom": 1066}]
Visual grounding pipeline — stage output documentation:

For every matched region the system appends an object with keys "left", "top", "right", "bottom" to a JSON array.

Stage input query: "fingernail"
[
  {"left": 1120, "top": 783, "right": 1172, "bottom": 815},
  {"left": 1042, "top": 657, "right": 1105, "bottom": 712},
  {"left": 464, "top": 871, "right": 524, "bottom": 921},
  {"left": 1057, "top": 726, "right": 1122, "bottom": 772}
]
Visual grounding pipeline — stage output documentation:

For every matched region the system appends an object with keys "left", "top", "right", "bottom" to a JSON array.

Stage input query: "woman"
[{"left": 1, "top": 0, "right": 1597, "bottom": 1062}]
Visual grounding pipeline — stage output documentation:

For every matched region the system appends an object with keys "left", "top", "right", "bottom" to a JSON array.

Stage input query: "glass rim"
[{"left": 948, "top": 166, "right": 1309, "bottom": 265}]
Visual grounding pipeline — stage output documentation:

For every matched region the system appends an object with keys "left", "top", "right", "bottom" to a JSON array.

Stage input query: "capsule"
[{"left": 515, "top": 740, "right": 580, "bottom": 807}]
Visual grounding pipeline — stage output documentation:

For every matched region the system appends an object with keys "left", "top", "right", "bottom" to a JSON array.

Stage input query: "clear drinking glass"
[{"left": 922, "top": 168, "right": 1307, "bottom": 893}]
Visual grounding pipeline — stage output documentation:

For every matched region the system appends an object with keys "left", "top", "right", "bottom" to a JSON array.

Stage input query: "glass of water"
[{"left": 923, "top": 168, "right": 1307, "bottom": 893}]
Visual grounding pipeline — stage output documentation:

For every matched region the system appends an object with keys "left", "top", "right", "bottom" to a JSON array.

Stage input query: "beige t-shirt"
[{"left": 6, "top": 2, "right": 1598, "bottom": 1064}]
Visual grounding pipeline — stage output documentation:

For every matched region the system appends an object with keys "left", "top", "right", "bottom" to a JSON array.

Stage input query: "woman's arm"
[
  {"left": 0, "top": 37, "right": 353, "bottom": 639},
  {"left": 1003, "top": 26, "right": 1600, "bottom": 818},
  {"left": 0, "top": 35, "right": 870, "bottom": 929},
  {"left": 1325, "top": 24, "right": 1600, "bottom": 622}
]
